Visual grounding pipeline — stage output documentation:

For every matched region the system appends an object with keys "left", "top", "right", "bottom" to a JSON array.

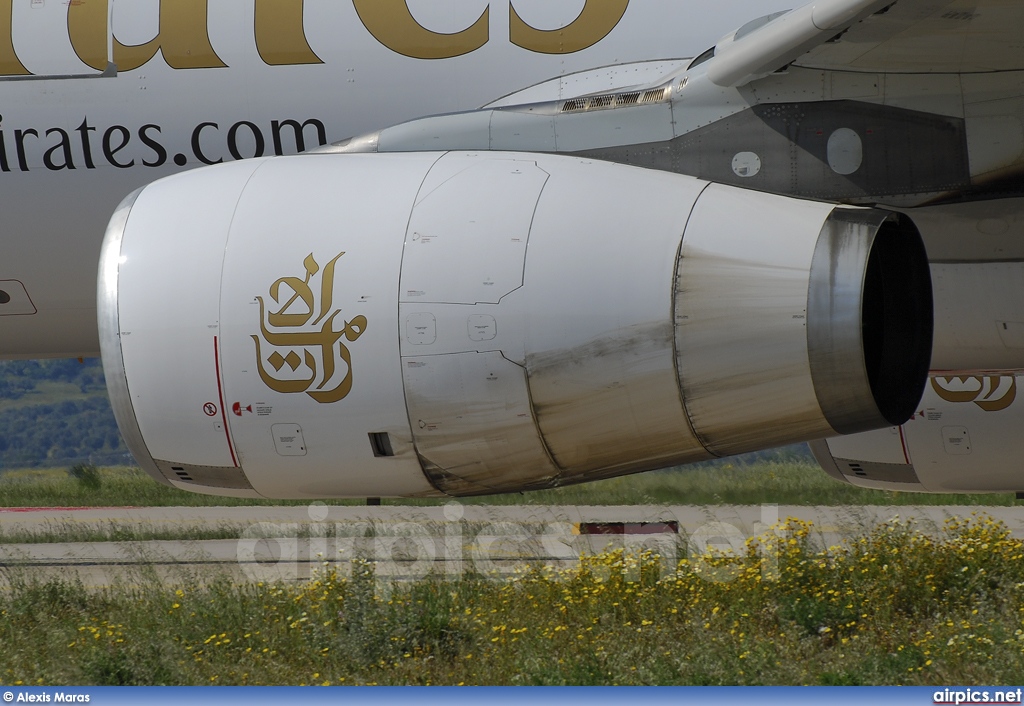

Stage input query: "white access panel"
[
  {"left": 400, "top": 155, "right": 549, "bottom": 305},
  {"left": 272, "top": 424, "right": 307, "bottom": 456},
  {"left": 406, "top": 312, "right": 437, "bottom": 345},
  {"left": 398, "top": 298, "right": 527, "bottom": 361},
  {"left": 941, "top": 426, "right": 972, "bottom": 455}
]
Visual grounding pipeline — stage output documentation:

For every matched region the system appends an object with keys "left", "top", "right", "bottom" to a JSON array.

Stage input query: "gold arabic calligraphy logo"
[
  {"left": 252, "top": 252, "right": 367, "bottom": 404},
  {"left": 931, "top": 376, "right": 1017, "bottom": 412}
]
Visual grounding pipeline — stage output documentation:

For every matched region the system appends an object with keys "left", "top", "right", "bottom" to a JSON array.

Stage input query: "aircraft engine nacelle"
[
  {"left": 811, "top": 374, "right": 1024, "bottom": 494},
  {"left": 98, "top": 152, "right": 932, "bottom": 498}
]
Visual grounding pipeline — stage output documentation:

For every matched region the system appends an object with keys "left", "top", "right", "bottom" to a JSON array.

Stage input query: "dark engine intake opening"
[
  {"left": 862, "top": 214, "right": 933, "bottom": 425},
  {"left": 807, "top": 209, "right": 933, "bottom": 436}
]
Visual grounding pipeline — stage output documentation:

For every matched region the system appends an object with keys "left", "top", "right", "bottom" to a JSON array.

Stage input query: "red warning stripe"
[{"left": 897, "top": 425, "right": 911, "bottom": 466}]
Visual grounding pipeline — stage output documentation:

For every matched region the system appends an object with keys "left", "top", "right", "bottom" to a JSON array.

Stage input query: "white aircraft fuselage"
[{"left": 0, "top": 0, "right": 782, "bottom": 359}]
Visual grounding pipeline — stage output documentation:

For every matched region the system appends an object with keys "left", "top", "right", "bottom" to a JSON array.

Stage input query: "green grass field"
[
  {"left": 0, "top": 521, "right": 255, "bottom": 545},
  {"left": 0, "top": 463, "right": 1021, "bottom": 686},
  {"left": 0, "top": 514, "right": 1021, "bottom": 686},
  {"left": 0, "top": 463, "right": 1018, "bottom": 508},
  {"left": 0, "top": 381, "right": 94, "bottom": 414}
]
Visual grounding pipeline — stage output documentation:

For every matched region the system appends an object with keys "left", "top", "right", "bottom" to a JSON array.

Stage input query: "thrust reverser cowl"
[{"left": 98, "top": 152, "right": 932, "bottom": 499}]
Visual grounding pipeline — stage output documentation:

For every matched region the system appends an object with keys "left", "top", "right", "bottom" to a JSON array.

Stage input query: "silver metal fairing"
[
  {"left": 323, "top": 130, "right": 380, "bottom": 154},
  {"left": 674, "top": 186, "right": 932, "bottom": 458},
  {"left": 525, "top": 320, "right": 703, "bottom": 481},
  {"left": 674, "top": 185, "right": 832, "bottom": 457},
  {"left": 96, "top": 187, "right": 171, "bottom": 488}
]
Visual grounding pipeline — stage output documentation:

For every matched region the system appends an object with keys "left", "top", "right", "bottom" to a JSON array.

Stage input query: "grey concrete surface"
[{"left": 0, "top": 504, "right": 1019, "bottom": 587}]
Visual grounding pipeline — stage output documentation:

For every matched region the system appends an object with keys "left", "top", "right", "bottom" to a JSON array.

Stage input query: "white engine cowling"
[
  {"left": 811, "top": 374, "right": 1024, "bottom": 494},
  {"left": 98, "top": 152, "right": 932, "bottom": 498}
]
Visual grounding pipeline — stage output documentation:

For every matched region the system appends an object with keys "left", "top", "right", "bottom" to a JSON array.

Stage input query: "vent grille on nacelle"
[
  {"left": 559, "top": 86, "right": 669, "bottom": 113},
  {"left": 642, "top": 88, "right": 668, "bottom": 103}
]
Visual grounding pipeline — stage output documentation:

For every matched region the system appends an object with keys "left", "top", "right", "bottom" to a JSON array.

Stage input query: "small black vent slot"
[
  {"left": 369, "top": 432, "right": 395, "bottom": 458},
  {"left": 172, "top": 466, "right": 194, "bottom": 482}
]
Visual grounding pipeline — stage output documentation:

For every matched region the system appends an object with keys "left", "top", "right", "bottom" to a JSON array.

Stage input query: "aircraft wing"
[
  {"left": 708, "top": 0, "right": 1024, "bottom": 86},
  {"left": 796, "top": 0, "right": 1024, "bottom": 73}
]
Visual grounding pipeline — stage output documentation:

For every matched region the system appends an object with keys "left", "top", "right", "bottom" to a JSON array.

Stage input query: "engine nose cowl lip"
[{"left": 96, "top": 186, "right": 172, "bottom": 489}]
